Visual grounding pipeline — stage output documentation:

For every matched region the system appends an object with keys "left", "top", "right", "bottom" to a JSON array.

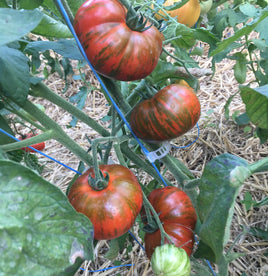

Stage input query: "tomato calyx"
[
  {"left": 88, "top": 169, "right": 110, "bottom": 191},
  {"left": 126, "top": 5, "right": 152, "bottom": 32}
]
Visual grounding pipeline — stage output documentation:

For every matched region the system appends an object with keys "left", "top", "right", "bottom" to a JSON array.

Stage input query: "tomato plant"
[
  {"left": 67, "top": 164, "right": 143, "bottom": 240},
  {"left": 73, "top": 0, "right": 164, "bottom": 81},
  {"left": 20, "top": 133, "right": 46, "bottom": 152},
  {"left": 143, "top": 186, "right": 197, "bottom": 258},
  {"left": 155, "top": 0, "right": 201, "bottom": 27},
  {"left": 151, "top": 244, "right": 191, "bottom": 276},
  {"left": 0, "top": 0, "right": 268, "bottom": 275},
  {"left": 130, "top": 84, "right": 201, "bottom": 142}
]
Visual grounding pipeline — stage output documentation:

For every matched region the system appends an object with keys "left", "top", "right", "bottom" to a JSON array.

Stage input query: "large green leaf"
[
  {"left": 32, "top": 13, "right": 72, "bottom": 38},
  {"left": 239, "top": 85, "right": 268, "bottom": 129},
  {"left": 24, "top": 39, "right": 84, "bottom": 60},
  {"left": 0, "top": 46, "right": 30, "bottom": 105},
  {"left": 0, "top": 160, "right": 94, "bottom": 275},
  {"left": 195, "top": 153, "right": 251, "bottom": 263},
  {"left": 0, "top": 8, "right": 43, "bottom": 46}
]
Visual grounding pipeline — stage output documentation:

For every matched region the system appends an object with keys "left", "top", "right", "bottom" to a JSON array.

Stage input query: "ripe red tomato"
[
  {"left": 74, "top": 0, "right": 164, "bottom": 81},
  {"left": 143, "top": 186, "right": 197, "bottom": 259},
  {"left": 68, "top": 164, "right": 143, "bottom": 240},
  {"left": 155, "top": 0, "right": 201, "bottom": 27},
  {"left": 20, "top": 133, "right": 45, "bottom": 152},
  {"left": 130, "top": 84, "right": 201, "bottom": 142}
]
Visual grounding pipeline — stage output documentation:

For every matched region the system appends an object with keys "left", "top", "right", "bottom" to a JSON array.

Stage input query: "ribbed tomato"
[
  {"left": 74, "top": 0, "right": 164, "bottom": 81},
  {"left": 143, "top": 186, "right": 197, "bottom": 258},
  {"left": 130, "top": 84, "right": 201, "bottom": 142},
  {"left": 68, "top": 164, "right": 143, "bottom": 240},
  {"left": 155, "top": 0, "right": 201, "bottom": 27}
]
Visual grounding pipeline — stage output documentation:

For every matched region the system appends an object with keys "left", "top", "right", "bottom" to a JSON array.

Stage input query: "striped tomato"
[
  {"left": 73, "top": 0, "right": 164, "bottom": 81},
  {"left": 142, "top": 186, "right": 197, "bottom": 259},
  {"left": 67, "top": 164, "right": 143, "bottom": 240},
  {"left": 130, "top": 84, "right": 201, "bottom": 142}
]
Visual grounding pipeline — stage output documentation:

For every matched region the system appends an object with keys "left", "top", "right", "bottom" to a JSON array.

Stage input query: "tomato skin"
[
  {"left": 156, "top": 0, "right": 200, "bottom": 27},
  {"left": 151, "top": 244, "right": 191, "bottom": 276},
  {"left": 68, "top": 164, "right": 143, "bottom": 240},
  {"left": 130, "top": 84, "right": 201, "bottom": 142},
  {"left": 21, "top": 134, "right": 45, "bottom": 152},
  {"left": 143, "top": 186, "right": 197, "bottom": 259},
  {"left": 74, "top": 0, "right": 164, "bottom": 81}
]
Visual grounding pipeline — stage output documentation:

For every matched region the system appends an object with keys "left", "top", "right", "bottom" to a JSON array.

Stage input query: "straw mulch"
[{"left": 27, "top": 37, "right": 268, "bottom": 276}]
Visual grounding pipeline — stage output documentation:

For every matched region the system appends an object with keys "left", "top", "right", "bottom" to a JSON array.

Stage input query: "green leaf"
[
  {"left": 239, "top": 3, "right": 258, "bottom": 18},
  {"left": 0, "top": 115, "right": 15, "bottom": 145},
  {"left": 0, "top": 8, "right": 43, "bottom": 46},
  {"left": 211, "top": 10, "right": 268, "bottom": 56},
  {"left": 254, "top": 196, "right": 268, "bottom": 208},
  {"left": 105, "top": 239, "right": 120, "bottom": 261},
  {"left": 248, "top": 227, "right": 268, "bottom": 240},
  {"left": 233, "top": 53, "right": 247, "bottom": 84},
  {"left": 0, "top": 46, "right": 30, "bottom": 105},
  {"left": 19, "top": 0, "right": 43, "bottom": 9},
  {"left": 190, "top": 257, "right": 216, "bottom": 275},
  {"left": 256, "top": 127, "right": 268, "bottom": 144},
  {"left": 66, "top": 0, "right": 84, "bottom": 15},
  {"left": 240, "top": 191, "right": 254, "bottom": 211},
  {"left": 255, "top": 16, "right": 268, "bottom": 43},
  {"left": 0, "top": 160, "right": 94, "bottom": 275},
  {"left": 239, "top": 85, "right": 268, "bottom": 129},
  {"left": 234, "top": 112, "right": 250, "bottom": 126},
  {"left": 32, "top": 13, "right": 72, "bottom": 38},
  {"left": 195, "top": 153, "right": 251, "bottom": 263},
  {"left": 24, "top": 39, "right": 84, "bottom": 60}
]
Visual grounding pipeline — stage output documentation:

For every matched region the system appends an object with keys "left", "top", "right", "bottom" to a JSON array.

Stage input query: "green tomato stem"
[
  {"left": 142, "top": 192, "right": 173, "bottom": 245},
  {"left": 30, "top": 82, "right": 110, "bottom": 137},
  {"left": 21, "top": 100, "right": 93, "bottom": 166},
  {"left": 53, "top": 0, "right": 74, "bottom": 24},
  {"left": 0, "top": 130, "right": 54, "bottom": 152},
  {"left": 249, "top": 156, "right": 268, "bottom": 174}
]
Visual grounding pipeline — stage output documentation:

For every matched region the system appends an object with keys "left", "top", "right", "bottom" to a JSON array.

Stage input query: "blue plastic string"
[
  {"left": 54, "top": 0, "right": 169, "bottom": 187},
  {"left": 171, "top": 123, "right": 200, "bottom": 149},
  {"left": 128, "top": 230, "right": 145, "bottom": 251},
  {"left": 0, "top": 128, "right": 82, "bottom": 175},
  {"left": 80, "top": 263, "right": 134, "bottom": 272}
]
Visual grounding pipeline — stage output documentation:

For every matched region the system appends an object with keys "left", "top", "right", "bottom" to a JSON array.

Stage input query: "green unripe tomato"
[
  {"left": 151, "top": 244, "right": 191, "bottom": 276},
  {"left": 200, "top": 0, "right": 213, "bottom": 15}
]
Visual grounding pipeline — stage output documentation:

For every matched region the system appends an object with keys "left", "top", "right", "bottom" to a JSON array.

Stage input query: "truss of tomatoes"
[
  {"left": 142, "top": 186, "right": 197, "bottom": 258},
  {"left": 73, "top": 0, "right": 164, "bottom": 81}
]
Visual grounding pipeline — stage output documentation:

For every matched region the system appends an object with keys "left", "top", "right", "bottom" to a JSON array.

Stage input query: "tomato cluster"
[
  {"left": 70, "top": 0, "right": 199, "bottom": 260},
  {"left": 142, "top": 186, "right": 197, "bottom": 259}
]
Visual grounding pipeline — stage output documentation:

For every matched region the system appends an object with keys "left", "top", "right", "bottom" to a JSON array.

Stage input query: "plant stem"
[
  {"left": 249, "top": 156, "right": 268, "bottom": 174},
  {"left": 142, "top": 192, "right": 173, "bottom": 245},
  {"left": 21, "top": 100, "right": 93, "bottom": 166},
  {"left": 53, "top": 0, "right": 74, "bottom": 24},
  {"left": 0, "top": 130, "right": 54, "bottom": 152},
  {"left": 30, "top": 82, "right": 110, "bottom": 137}
]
